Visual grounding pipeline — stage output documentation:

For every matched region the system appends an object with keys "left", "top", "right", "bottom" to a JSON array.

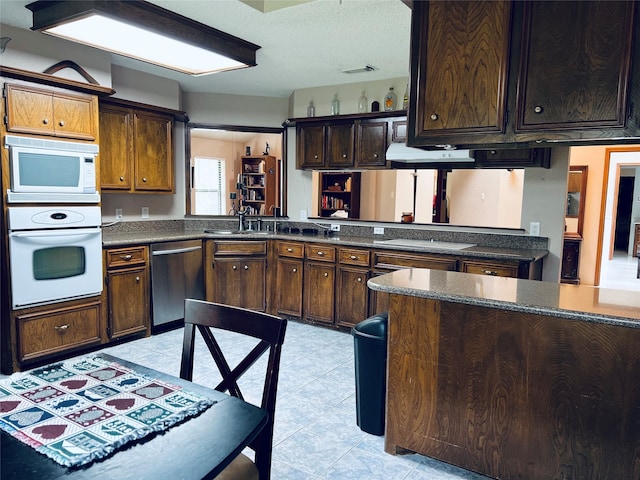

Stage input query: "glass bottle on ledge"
[
  {"left": 358, "top": 91, "right": 367, "bottom": 113},
  {"left": 384, "top": 87, "right": 397, "bottom": 111},
  {"left": 331, "top": 94, "right": 340, "bottom": 115},
  {"left": 402, "top": 84, "right": 409, "bottom": 110},
  {"left": 307, "top": 100, "right": 315, "bottom": 117}
]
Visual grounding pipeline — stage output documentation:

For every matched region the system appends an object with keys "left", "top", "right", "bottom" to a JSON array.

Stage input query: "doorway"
[{"left": 597, "top": 149, "right": 640, "bottom": 291}]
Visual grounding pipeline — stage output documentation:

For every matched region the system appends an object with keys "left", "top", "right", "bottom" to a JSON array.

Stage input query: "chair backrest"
[{"left": 180, "top": 299, "right": 287, "bottom": 479}]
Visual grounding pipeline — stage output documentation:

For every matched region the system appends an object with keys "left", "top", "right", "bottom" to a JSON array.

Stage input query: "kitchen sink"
[
  {"left": 204, "top": 230, "right": 235, "bottom": 234},
  {"left": 373, "top": 239, "right": 476, "bottom": 250}
]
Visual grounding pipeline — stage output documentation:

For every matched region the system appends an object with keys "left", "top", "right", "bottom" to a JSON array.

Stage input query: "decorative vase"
[
  {"left": 358, "top": 91, "right": 367, "bottom": 113},
  {"left": 331, "top": 94, "right": 340, "bottom": 115},
  {"left": 307, "top": 101, "right": 315, "bottom": 117},
  {"left": 384, "top": 87, "right": 397, "bottom": 111}
]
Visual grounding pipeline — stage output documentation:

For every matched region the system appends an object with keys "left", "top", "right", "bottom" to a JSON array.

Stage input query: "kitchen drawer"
[
  {"left": 339, "top": 247, "right": 370, "bottom": 267},
  {"left": 106, "top": 246, "right": 147, "bottom": 268},
  {"left": 213, "top": 241, "right": 267, "bottom": 256},
  {"left": 306, "top": 244, "right": 336, "bottom": 262},
  {"left": 16, "top": 300, "right": 102, "bottom": 363},
  {"left": 460, "top": 260, "right": 518, "bottom": 278},
  {"left": 373, "top": 251, "right": 457, "bottom": 271},
  {"left": 278, "top": 241, "right": 305, "bottom": 258}
]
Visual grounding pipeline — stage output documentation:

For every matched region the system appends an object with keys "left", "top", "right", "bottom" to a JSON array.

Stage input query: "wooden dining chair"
[{"left": 180, "top": 299, "right": 287, "bottom": 480}]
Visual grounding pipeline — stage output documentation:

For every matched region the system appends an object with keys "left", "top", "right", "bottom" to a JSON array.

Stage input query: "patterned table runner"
[{"left": 0, "top": 356, "right": 216, "bottom": 468}]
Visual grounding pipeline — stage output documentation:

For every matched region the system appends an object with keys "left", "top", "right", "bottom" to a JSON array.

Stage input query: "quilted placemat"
[{"left": 0, "top": 356, "right": 216, "bottom": 468}]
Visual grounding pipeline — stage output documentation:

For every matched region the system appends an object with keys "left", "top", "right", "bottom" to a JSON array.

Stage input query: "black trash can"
[{"left": 352, "top": 312, "right": 388, "bottom": 436}]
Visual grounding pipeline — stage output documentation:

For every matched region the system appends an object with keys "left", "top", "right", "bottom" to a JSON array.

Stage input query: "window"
[{"left": 192, "top": 156, "right": 226, "bottom": 215}]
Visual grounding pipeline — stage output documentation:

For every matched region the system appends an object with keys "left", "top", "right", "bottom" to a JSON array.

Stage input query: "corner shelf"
[{"left": 318, "top": 172, "right": 361, "bottom": 218}]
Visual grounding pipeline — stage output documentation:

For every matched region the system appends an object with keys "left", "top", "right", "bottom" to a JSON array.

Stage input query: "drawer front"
[
  {"left": 106, "top": 246, "right": 147, "bottom": 268},
  {"left": 213, "top": 241, "right": 267, "bottom": 256},
  {"left": 461, "top": 260, "right": 518, "bottom": 278},
  {"left": 306, "top": 244, "right": 336, "bottom": 262},
  {"left": 278, "top": 241, "right": 305, "bottom": 258},
  {"left": 373, "top": 251, "right": 457, "bottom": 271},
  {"left": 17, "top": 301, "right": 102, "bottom": 363},
  {"left": 339, "top": 248, "right": 371, "bottom": 267}
]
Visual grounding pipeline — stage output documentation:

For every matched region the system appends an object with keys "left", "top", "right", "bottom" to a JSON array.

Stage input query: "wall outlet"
[
  {"left": 373, "top": 227, "right": 385, "bottom": 235},
  {"left": 141, "top": 206, "right": 149, "bottom": 219},
  {"left": 330, "top": 224, "right": 340, "bottom": 232},
  {"left": 529, "top": 221, "right": 540, "bottom": 236},
  {"left": 115, "top": 208, "right": 122, "bottom": 219},
  {"left": 300, "top": 209, "right": 308, "bottom": 221}
]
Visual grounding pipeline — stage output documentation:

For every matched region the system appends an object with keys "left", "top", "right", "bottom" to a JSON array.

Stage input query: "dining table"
[{"left": 0, "top": 353, "right": 268, "bottom": 480}]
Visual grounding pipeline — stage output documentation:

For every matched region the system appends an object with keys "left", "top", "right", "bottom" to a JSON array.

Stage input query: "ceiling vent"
[{"left": 340, "top": 64, "right": 378, "bottom": 74}]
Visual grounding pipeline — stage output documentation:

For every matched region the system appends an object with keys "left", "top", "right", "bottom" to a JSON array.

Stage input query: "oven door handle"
[{"left": 10, "top": 228, "right": 101, "bottom": 245}]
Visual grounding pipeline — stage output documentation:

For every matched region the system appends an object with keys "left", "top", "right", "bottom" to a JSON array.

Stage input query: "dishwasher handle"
[{"left": 152, "top": 246, "right": 202, "bottom": 256}]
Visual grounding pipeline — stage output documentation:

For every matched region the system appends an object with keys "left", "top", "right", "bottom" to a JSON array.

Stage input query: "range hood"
[{"left": 386, "top": 143, "right": 474, "bottom": 164}]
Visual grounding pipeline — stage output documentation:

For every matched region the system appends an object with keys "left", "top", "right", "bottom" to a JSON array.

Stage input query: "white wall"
[{"left": 521, "top": 148, "right": 570, "bottom": 282}]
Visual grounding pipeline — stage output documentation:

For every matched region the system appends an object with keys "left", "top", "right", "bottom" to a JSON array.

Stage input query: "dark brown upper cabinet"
[
  {"left": 407, "top": 0, "right": 640, "bottom": 150},
  {"left": 355, "top": 119, "right": 388, "bottom": 168}
]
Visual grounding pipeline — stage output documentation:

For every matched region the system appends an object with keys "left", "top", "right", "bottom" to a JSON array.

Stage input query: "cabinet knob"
[
  {"left": 43, "top": 118, "right": 49, "bottom": 125},
  {"left": 490, "top": 150, "right": 497, "bottom": 155},
  {"left": 232, "top": 265, "right": 238, "bottom": 270},
  {"left": 58, "top": 120, "right": 65, "bottom": 127},
  {"left": 120, "top": 254, "right": 133, "bottom": 261},
  {"left": 323, "top": 272, "right": 328, "bottom": 277},
  {"left": 244, "top": 265, "right": 249, "bottom": 270},
  {"left": 142, "top": 177, "right": 147, "bottom": 182},
  {"left": 135, "top": 276, "right": 140, "bottom": 282},
  {"left": 54, "top": 324, "right": 69, "bottom": 333},
  {"left": 342, "top": 154, "right": 347, "bottom": 158},
  {"left": 120, "top": 176, "right": 125, "bottom": 181},
  {"left": 430, "top": 113, "right": 439, "bottom": 121},
  {"left": 357, "top": 277, "right": 362, "bottom": 282},
  {"left": 292, "top": 268, "right": 297, "bottom": 273},
  {"left": 373, "top": 153, "right": 379, "bottom": 158},
  {"left": 314, "top": 155, "right": 319, "bottom": 159},
  {"left": 533, "top": 105, "right": 543, "bottom": 114},
  {"left": 482, "top": 269, "right": 498, "bottom": 276},
  {"left": 287, "top": 248, "right": 293, "bottom": 252},
  {"left": 317, "top": 251, "right": 325, "bottom": 256},
  {"left": 349, "top": 255, "right": 358, "bottom": 260}
]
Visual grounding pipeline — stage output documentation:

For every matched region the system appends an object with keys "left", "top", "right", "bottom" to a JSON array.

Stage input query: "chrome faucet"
[
  {"left": 269, "top": 205, "right": 280, "bottom": 233},
  {"left": 238, "top": 209, "right": 246, "bottom": 231}
]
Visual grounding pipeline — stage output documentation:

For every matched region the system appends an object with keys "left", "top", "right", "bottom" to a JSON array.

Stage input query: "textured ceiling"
[{"left": 0, "top": 0, "right": 412, "bottom": 98}]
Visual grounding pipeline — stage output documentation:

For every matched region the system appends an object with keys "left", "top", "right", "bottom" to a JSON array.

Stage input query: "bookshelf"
[
  {"left": 318, "top": 172, "right": 361, "bottom": 218},
  {"left": 241, "top": 155, "right": 279, "bottom": 215}
]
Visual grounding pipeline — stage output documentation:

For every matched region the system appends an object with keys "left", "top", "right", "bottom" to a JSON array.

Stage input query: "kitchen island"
[{"left": 368, "top": 269, "right": 640, "bottom": 480}]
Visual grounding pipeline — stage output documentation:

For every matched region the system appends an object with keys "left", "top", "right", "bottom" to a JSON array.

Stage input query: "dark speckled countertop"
[
  {"left": 368, "top": 268, "right": 640, "bottom": 328},
  {"left": 101, "top": 230, "right": 548, "bottom": 263}
]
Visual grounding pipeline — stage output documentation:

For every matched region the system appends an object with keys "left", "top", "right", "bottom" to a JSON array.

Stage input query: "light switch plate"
[
  {"left": 373, "top": 227, "right": 384, "bottom": 235},
  {"left": 142, "top": 207, "right": 149, "bottom": 219},
  {"left": 115, "top": 208, "right": 122, "bottom": 219},
  {"left": 330, "top": 224, "right": 340, "bottom": 232}
]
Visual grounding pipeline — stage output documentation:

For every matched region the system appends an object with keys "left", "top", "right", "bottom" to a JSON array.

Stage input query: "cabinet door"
[
  {"left": 276, "top": 258, "right": 303, "bottom": 317},
  {"left": 213, "top": 257, "right": 266, "bottom": 311},
  {"left": 5, "top": 84, "right": 55, "bottom": 136},
  {"left": 326, "top": 123, "right": 355, "bottom": 168},
  {"left": 51, "top": 92, "right": 97, "bottom": 140},
  {"left": 297, "top": 124, "right": 325, "bottom": 168},
  {"left": 133, "top": 111, "right": 174, "bottom": 192},
  {"left": 411, "top": 1, "right": 512, "bottom": 141},
  {"left": 304, "top": 262, "right": 335, "bottom": 324},
  {"left": 356, "top": 120, "right": 388, "bottom": 168},
  {"left": 516, "top": 1, "right": 634, "bottom": 131},
  {"left": 336, "top": 266, "right": 370, "bottom": 328},
  {"left": 99, "top": 105, "right": 132, "bottom": 190},
  {"left": 107, "top": 266, "right": 149, "bottom": 339}
]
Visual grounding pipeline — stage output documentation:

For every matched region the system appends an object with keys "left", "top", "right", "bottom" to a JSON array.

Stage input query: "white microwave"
[{"left": 5, "top": 135, "right": 100, "bottom": 203}]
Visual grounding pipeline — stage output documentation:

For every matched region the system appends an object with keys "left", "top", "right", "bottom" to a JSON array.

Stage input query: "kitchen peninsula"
[{"left": 368, "top": 269, "right": 640, "bottom": 480}]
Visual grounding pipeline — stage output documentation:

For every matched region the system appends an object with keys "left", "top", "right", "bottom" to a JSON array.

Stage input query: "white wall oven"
[{"left": 8, "top": 206, "right": 102, "bottom": 310}]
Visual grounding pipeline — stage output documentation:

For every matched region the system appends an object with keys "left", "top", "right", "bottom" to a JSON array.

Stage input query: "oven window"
[{"left": 33, "top": 246, "right": 86, "bottom": 280}]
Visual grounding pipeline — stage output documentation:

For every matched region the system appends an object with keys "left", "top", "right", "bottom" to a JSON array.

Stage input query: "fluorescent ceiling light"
[{"left": 27, "top": 1, "right": 261, "bottom": 76}]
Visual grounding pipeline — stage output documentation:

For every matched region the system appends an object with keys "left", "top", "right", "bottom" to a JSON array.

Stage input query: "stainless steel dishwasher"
[{"left": 150, "top": 239, "right": 204, "bottom": 330}]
